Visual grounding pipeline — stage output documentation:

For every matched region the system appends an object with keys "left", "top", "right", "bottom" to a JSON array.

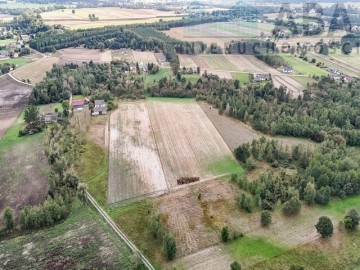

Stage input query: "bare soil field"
[
  {"left": 58, "top": 48, "right": 112, "bottom": 65},
  {"left": 199, "top": 102, "right": 313, "bottom": 151},
  {"left": 200, "top": 55, "right": 238, "bottom": 71},
  {"left": 226, "top": 55, "right": 280, "bottom": 74},
  {"left": 147, "top": 99, "right": 238, "bottom": 188},
  {"left": 0, "top": 134, "right": 50, "bottom": 224},
  {"left": 0, "top": 75, "right": 32, "bottom": 139},
  {"left": 132, "top": 50, "right": 158, "bottom": 65},
  {"left": 178, "top": 54, "right": 198, "bottom": 69},
  {"left": 206, "top": 70, "right": 233, "bottom": 79},
  {"left": 108, "top": 101, "right": 167, "bottom": 204},
  {"left": 12, "top": 57, "right": 59, "bottom": 84}
]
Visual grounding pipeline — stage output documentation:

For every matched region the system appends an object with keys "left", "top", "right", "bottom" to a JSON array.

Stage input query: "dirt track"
[{"left": 0, "top": 75, "right": 32, "bottom": 139}]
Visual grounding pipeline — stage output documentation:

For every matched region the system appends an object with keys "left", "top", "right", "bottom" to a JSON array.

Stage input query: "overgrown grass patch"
[
  {"left": 77, "top": 140, "right": 108, "bottom": 205},
  {"left": 208, "top": 156, "right": 244, "bottom": 176},
  {"left": 225, "top": 236, "right": 287, "bottom": 266}
]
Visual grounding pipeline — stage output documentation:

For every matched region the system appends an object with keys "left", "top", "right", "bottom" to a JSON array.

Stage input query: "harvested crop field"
[
  {"left": 147, "top": 99, "right": 240, "bottom": 188},
  {"left": 199, "top": 102, "right": 313, "bottom": 150},
  {"left": 58, "top": 48, "right": 112, "bottom": 65},
  {"left": 206, "top": 70, "right": 233, "bottom": 79},
  {"left": 108, "top": 101, "right": 167, "bottom": 204},
  {"left": 0, "top": 75, "right": 32, "bottom": 139},
  {"left": 272, "top": 75, "right": 305, "bottom": 97},
  {"left": 200, "top": 55, "right": 238, "bottom": 71},
  {"left": 226, "top": 55, "right": 280, "bottom": 74},
  {"left": 132, "top": 50, "right": 158, "bottom": 65},
  {"left": 12, "top": 57, "right": 59, "bottom": 84}
]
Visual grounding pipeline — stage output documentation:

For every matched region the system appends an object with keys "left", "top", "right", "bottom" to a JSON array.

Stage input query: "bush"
[
  {"left": 237, "top": 194, "right": 252, "bottom": 213},
  {"left": 221, "top": 226, "right": 229, "bottom": 242},
  {"left": 315, "top": 216, "right": 334, "bottom": 238},
  {"left": 261, "top": 210, "right": 272, "bottom": 226},
  {"left": 245, "top": 157, "right": 256, "bottom": 171},
  {"left": 344, "top": 209, "right": 359, "bottom": 230},
  {"left": 3, "top": 206, "right": 15, "bottom": 231},
  {"left": 163, "top": 233, "right": 177, "bottom": 260},
  {"left": 230, "top": 261, "right": 241, "bottom": 270},
  {"left": 282, "top": 198, "right": 301, "bottom": 216}
]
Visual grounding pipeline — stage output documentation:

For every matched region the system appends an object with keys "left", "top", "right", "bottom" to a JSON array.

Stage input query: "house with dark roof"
[
  {"left": 328, "top": 73, "right": 341, "bottom": 80},
  {"left": 282, "top": 66, "right": 293, "bottom": 74},
  {"left": 157, "top": 54, "right": 167, "bottom": 62},
  {"left": 92, "top": 100, "right": 107, "bottom": 116},
  {"left": 253, "top": 73, "right": 271, "bottom": 82}
]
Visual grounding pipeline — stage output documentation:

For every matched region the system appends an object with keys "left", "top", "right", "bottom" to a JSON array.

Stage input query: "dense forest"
[
  {"left": 29, "top": 61, "right": 144, "bottom": 104},
  {"left": 234, "top": 137, "right": 360, "bottom": 211}
]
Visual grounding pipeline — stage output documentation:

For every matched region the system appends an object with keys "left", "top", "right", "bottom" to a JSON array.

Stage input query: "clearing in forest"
[
  {"left": 58, "top": 48, "right": 112, "bottom": 65},
  {"left": 108, "top": 101, "right": 167, "bottom": 204}
]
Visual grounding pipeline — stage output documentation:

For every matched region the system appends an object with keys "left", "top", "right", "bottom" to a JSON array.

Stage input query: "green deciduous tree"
[
  {"left": 304, "top": 182, "right": 316, "bottom": 205},
  {"left": 344, "top": 209, "right": 359, "bottom": 230},
  {"left": 316, "top": 216, "right": 334, "bottom": 238}
]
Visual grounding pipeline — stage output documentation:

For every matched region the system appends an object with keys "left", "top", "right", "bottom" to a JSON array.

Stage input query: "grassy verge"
[
  {"left": 207, "top": 156, "right": 244, "bottom": 177},
  {"left": 77, "top": 140, "right": 108, "bottom": 205}
]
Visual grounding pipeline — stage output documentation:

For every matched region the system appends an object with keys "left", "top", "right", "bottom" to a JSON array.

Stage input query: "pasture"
[
  {"left": 0, "top": 57, "right": 32, "bottom": 68},
  {"left": 12, "top": 57, "right": 59, "bottom": 84},
  {"left": 0, "top": 75, "right": 32, "bottom": 139},
  {"left": 0, "top": 202, "right": 134, "bottom": 269}
]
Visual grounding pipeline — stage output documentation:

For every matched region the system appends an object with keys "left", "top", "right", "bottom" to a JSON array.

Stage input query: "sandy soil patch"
[
  {"left": 147, "top": 100, "right": 236, "bottom": 188},
  {"left": 12, "top": 57, "right": 59, "bottom": 84},
  {"left": 0, "top": 75, "right": 32, "bottom": 139},
  {"left": 59, "top": 48, "right": 112, "bottom": 65},
  {"left": 226, "top": 55, "right": 280, "bottom": 74},
  {"left": 132, "top": 51, "right": 158, "bottom": 65},
  {"left": 108, "top": 101, "right": 167, "bottom": 204}
]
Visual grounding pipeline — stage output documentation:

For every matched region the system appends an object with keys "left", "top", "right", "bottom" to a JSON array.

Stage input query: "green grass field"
[
  {"left": 77, "top": 140, "right": 108, "bottom": 206},
  {"left": 290, "top": 75, "right": 317, "bottom": 87},
  {"left": 0, "top": 39, "right": 16, "bottom": 46},
  {"left": 226, "top": 236, "right": 288, "bottom": 267},
  {"left": 207, "top": 156, "right": 244, "bottom": 176},
  {"left": 231, "top": 72, "right": 250, "bottom": 84},
  {"left": 201, "top": 55, "right": 238, "bottom": 71},
  {"left": 279, "top": 54, "right": 328, "bottom": 76},
  {"left": 0, "top": 201, "right": 135, "bottom": 269},
  {"left": 0, "top": 57, "right": 33, "bottom": 68},
  {"left": 143, "top": 68, "right": 172, "bottom": 88}
]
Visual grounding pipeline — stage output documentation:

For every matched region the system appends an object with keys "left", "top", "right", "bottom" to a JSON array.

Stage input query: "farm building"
[
  {"left": 328, "top": 73, "right": 341, "bottom": 80},
  {"left": 343, "top": 76, "right": 355, "bottom": 83},
  {"left": 92, "top": 100, "right": 107, "bottom": 116},
  {"left": 72, "top": 100, "right": 84, "bottom": 110},
  {"left": 42, "top": 113, "right": 58, "bottom": 124},
  {"left": 253, "top": 73, "right": 270, "bottom": 82},
  {"left": 282, "top": 66, "right": 293, "bottom": 74},
  {"left": 328, "top": 67, "right": 341, "bottom": 75},
  {"left": 157, "top": 54, "right": 167, "bottom": 62}
]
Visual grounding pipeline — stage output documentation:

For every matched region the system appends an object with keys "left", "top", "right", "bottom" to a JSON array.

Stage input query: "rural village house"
[
  {"left": 92, "top": 100, "right": 107, "bottom": 116},
  {"left": 253, "top": 73, "right": 271, "bottom": 82},
  {"left": 282, "top": 66, "right": 293, "bottom": 74}
]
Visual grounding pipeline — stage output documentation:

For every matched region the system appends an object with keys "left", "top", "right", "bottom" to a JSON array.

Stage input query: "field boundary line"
[{"left": 86, "top": 191, "right": 156, "bottom": 270}]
